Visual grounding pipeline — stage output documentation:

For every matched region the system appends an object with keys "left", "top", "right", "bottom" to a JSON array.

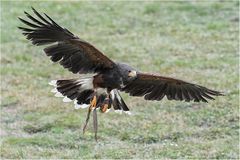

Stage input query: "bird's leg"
[
  {"left": 83, "top": 107, "right": 91, "bottom": 134},
  {"left": 92, "top": 108, "right": 98, "bottom": 141},
  {"left": 83, "top": 91, "right": 97, "bottom": 134}
]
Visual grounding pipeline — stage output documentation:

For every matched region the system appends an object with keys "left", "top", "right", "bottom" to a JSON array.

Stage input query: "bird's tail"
[
  {"left": 110, "top": 90, "right": 131, "bottom": 114},
  {"left": 49, "top": 76, "right": 95, "bottom": 109},
  {"left": 49, "top": 77, "right": 131, "bottom": 114}
]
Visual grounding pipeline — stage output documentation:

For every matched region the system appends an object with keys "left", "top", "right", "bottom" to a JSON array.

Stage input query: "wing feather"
[
  {"left": 122, "top": 72, "right": 223, "bottom": 102},
  {"left": 19, "top": 7, "right": 115, "bottom": 74}
]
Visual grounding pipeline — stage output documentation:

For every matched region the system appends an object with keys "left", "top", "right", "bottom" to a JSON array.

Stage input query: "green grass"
[{"left": 1, "top": 1, "right": 239, "bottom": 159}]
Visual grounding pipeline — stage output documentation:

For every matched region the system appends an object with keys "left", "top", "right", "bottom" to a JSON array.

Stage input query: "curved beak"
[{"left": 128, "top": 70, "right": 137, "bottom": 78}]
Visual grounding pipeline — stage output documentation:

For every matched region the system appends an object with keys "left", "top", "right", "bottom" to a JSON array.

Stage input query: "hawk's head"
[{"left": 117, "top": 63, "right": 137, "bottom": 84}]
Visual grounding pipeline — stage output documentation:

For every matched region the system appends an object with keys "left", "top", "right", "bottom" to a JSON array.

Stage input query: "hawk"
[{"left": 19, "top": 8, "right": 223, "bottom": 140}]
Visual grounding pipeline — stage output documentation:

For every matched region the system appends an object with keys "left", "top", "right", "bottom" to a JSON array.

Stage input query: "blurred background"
[{"left": 1, "top": 1, "right": 239, "bottom": 159}]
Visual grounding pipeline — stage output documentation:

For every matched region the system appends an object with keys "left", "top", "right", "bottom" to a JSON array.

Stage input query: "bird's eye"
[{"left": 128, "top": 70, "right": 137, "bottom": 78}]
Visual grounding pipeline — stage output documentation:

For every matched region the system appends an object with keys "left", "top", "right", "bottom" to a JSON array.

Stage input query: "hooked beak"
[{"left": 128, "top": 70, "right": 137, "bottom": 78}]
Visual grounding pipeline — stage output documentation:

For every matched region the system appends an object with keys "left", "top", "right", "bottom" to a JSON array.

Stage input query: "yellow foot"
[
  {"left": 100, "top": 103, "right": 108, "bottom": 113},
  {"left": 100, "top": 95, "right": 110, "bottom": 113},
  {"left": 90, "top": 95, "right": 97, "bottom": 110}
]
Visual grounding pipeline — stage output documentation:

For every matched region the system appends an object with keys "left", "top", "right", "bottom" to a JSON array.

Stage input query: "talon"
[
  {"left": 100, "top": 103, "right": 108, "bottom": 113},
  {"left": 100, "top": 96, "right": 110, "bottom": 113}
]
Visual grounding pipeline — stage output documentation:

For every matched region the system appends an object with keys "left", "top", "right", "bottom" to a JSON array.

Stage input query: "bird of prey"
[{"left": 19, "top": 8, "right": 223, "bottom": 140}]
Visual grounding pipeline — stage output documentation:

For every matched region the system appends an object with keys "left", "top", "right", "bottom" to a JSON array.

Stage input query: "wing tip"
[
  {"left": 218, "top": 91, "right": 225, "bottom": 96},
  {"left": 31, "top": 6, "right": 35, "bottom": 11},
  {"left": 209, "top": 89, "right": 225, "bottom": 96}
]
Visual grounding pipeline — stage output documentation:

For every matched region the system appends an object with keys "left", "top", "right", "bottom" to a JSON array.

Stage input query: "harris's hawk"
[{"left": 19, "top": 8, "right": 224, "bottom": 140}]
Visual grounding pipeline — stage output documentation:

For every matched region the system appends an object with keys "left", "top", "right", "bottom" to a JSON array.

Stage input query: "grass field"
[{"left": 1, "top": 1, "right": 239, "bottom": 159}]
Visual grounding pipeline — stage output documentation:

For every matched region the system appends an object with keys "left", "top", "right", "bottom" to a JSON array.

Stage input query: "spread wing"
[
  {"left": 18, "top": 7, "right": 115, "bottom": 74},
  {"left": 122, "top": 72, "right": 223, "bottom": 102}
]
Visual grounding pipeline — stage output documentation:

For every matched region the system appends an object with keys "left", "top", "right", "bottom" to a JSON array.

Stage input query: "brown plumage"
[
  {"left": 122, "top": 73, "right": 223, "bottom": 102},
  {"left": 19, "top": 8, "right": 114, "bottom": 74},
  {"left": 18, "top": 7, "right": 224, "bottom": 140}
]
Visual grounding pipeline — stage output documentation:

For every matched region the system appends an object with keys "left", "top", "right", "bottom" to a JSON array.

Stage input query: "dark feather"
[
  {"left": 24, "top": 11, "right": 45, "bottom": 26},
  {"left": 111, "top": 90, "right": 129, "bottom": 111},
  {"left": 18, "top": 26, "right": 35, "bottom": 32},
  {"left": 181, "top": 86, "right": 190, "bottom": 102},
  {"left": 18, "top": 17, "right": 40, "bottom": 28},
  {"left": 19, "top": 7, "right": 115, "bottom": 74},
  {"left": 31, "top": 7, "right": 51, "bottom": 25},
  {"left": 123, "top": 72, "right": 223, "bottom": 103},
  {"left": 76, "top": 90, "right": 94, "bottom": 105}
]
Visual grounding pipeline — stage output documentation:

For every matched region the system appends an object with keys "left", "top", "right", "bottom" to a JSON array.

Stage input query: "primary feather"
[{"left": 18, "top": 7, "right": 115, "bottom": 74}]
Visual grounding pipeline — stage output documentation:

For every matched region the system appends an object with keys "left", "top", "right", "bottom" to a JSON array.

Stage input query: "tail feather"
[
  {"left": 57, "top": 79, "right": 81, "bottom": 96},
  {"left": 76, "top": 90, "right": 94, "bottom": 105},
  {"left": 50, "top": 76, "right": 94, "bottom": 107},
  {"left": 110, "top": 90, "right": 130, "bottom": 114},
  {"left": 49, "top": 78, "right": 131, "bottom": 114}
]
